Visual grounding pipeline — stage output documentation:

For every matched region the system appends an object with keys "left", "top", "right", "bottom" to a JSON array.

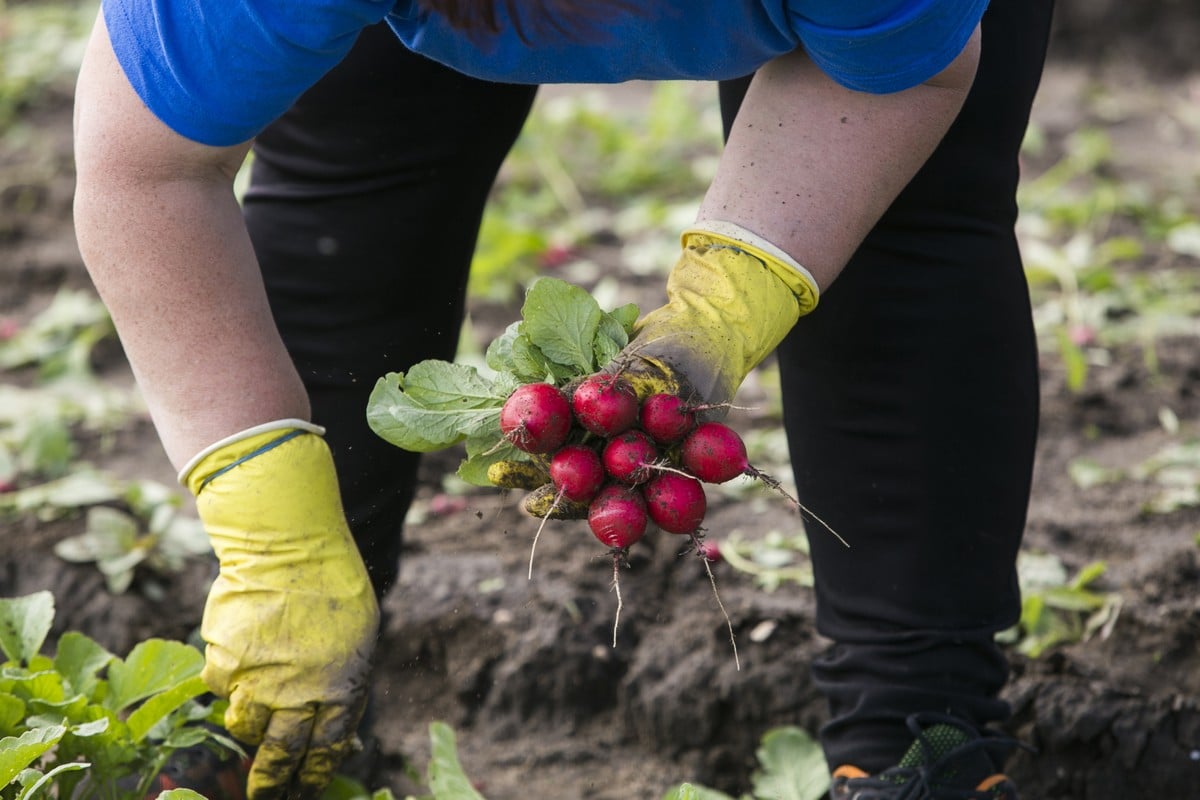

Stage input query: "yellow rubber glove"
[
  {"left": 180, "top": 420, "right": 380, "bottom": 800},
  {"left": 612, "top": 220, "right": 820, "bottom": 406}
]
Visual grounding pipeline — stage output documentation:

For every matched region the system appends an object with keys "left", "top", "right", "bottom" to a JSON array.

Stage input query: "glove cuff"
[
  {"left": 684, "top": 220, "right": 820, "bottom": 315},
  {"left": 178, "top": 418, "right": 326, "bottom": 491}
]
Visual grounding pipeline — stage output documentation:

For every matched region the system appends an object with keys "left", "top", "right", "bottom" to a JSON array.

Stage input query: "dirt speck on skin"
[{"left": 4, "top": 24, "right": 1200, "bottom": 799}]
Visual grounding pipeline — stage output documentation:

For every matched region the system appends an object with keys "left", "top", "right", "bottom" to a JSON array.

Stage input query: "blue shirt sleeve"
[
  {"left": 103, "top": 0, "right": 986, "bottom": 147},
  {"left": 103, "top": 0, "right": 393, "bottom": 146},
  {"left": 788, "top": 0, "right": 988, "bottom": 94},
  {"left": 386, "top": 0, "right": 985, "bottom": 93}
]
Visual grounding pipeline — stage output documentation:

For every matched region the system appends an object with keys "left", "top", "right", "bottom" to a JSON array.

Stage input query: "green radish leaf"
[
  {"left": 1040, "top": 586, "right": 1107, "bottom": 613},
  {"left": 520, "top": 277, "right": 603, "bottom": 374},
  {"left": 126, "top": 675, "right": 207, "bottom": 742},
  {"left": 0, "top": 693, "right": 26, "bottom": 737},
  {"left": 660, "top": 783, "right": 737, "bottom": 800},
  {"left": 484, "top": 322, "right": 521, "bottom": 374},
  {"left": 592, "top": 329, "right": 623, "bottom": 369},
  {"left": 457, "top": 434, "right": 528, "bottom": 488},
  {"left": 68, "top": 718, "right": 109, "bottom": 738},
  {"left": 0, "top": 725, "right": 66, "bottom": 786},
  {"left": 597, "top": 311, "right": 630, "bottom": 350},
  {"left": 157, "top": 790, "right": 208, "bottom": 800},
  {"left": 317, "top": 774, "right": 373, "bottom": 800},
  {"left": 16, "top": 761, "right": 91, "bottom": 800},
  {"left": 1055, "top": 327, "right": 1088, "bottom": 393},
  {"left": 607, "top": 302, "right": 640, "bottom": 336},
  {"left": 509, "top": 335, "right": 557, "bottom": 384},
  {"left": 366, "top": 364, "right": 508, "bottom": 454},
  {"left": 750, "top": 726, "right": 830, "bottom": 800},
  {"left": 0, "top": 592, "right": 54, "bottom": 666},
  {"left": 104, "top": 639, "right": 203, "bottom": 712},
  {"left": 164, "top": 726, "right": 209, "bottom": 748},
  {"left": 1069, "top": 560, "right": 1107, "bottom": 590},
  {"left": 427, "top": 721, "right": 485, "bottom": 800}
]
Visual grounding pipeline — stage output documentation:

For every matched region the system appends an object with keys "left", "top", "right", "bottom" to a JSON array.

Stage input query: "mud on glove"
[{"left": 610, "top": 220, "right": 820, "bottom": 407}]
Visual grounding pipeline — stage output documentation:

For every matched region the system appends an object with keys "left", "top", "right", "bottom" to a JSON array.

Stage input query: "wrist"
[
  {"left": 684, "top": 220, "right": 820, "bottom": 315},
  {"left": 178, "top": 418, "right": 326, "bottom": 492}
]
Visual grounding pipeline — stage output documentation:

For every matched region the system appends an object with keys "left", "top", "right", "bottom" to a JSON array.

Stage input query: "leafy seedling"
[{"left": 0, "top": 591, "right": 241, "bottom": 800}]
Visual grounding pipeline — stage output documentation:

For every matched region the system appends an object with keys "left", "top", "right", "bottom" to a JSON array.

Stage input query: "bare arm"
[
  {"left": 700, "top": 26, "right": 982, "bottom": 291},
  {"left": 73, "top": 12, "right": 309, "bottom": 469}
]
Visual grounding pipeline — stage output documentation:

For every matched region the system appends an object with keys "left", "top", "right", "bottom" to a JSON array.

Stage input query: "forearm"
[
  {"left": 700, "top": 26, "right": 982, "bottom": 290},
  {"left": 73, "top": 14, "right": 309, "bottom": 468}
]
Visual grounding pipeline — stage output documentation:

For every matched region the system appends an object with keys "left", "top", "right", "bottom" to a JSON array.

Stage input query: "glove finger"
[
  {"left": 225, "top": 689, "right": 273, "bottom": 747},
  {"left": 245, "top": 707, "right": 317, "bottom": 800},
  {"left": 294, "top": 702, "right": 364, "bottom": 799},
  {"left": 604, "top": 347, "right": 689, "bottom": 402},
  {"left": 487, "top": 459, "right": 550, "bottom": 490},
  {"left": 522, "top": 483, "right": 589, "bottom": 520}
]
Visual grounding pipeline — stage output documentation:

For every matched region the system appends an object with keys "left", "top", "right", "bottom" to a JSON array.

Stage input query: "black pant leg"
[
  {"left": 723, "top": 0, "right": 1054, "bottom": 772},
  {"left": 243, "top": 23, "right": 538, "bottom": 599}
]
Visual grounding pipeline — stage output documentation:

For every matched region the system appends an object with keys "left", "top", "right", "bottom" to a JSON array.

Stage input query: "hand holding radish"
[
  {"left": 369, "top": 249, "right": 833, "bottom": 657},
  {"left": 602, "top": 222, "right": 820, "bottom": 408}
]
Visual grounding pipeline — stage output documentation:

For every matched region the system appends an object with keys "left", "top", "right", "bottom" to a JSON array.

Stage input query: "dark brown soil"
[{"left": 3, "top": 30, "right": 1200, "bottom": 800}]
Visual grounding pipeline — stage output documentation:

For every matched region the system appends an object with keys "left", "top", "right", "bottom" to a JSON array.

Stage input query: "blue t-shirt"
[{"left": 104, "top": 0, "right": 987, "bottom": 146}]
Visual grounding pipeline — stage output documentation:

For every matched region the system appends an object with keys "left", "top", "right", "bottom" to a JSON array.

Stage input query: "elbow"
[{"left": 923, "top": 24, "right": 981, "bottom": 95}]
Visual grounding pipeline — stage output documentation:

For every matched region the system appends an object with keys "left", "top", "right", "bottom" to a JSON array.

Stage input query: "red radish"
[
  {"left": 571, "top": 374, "right": 639, "bottom": 436},
  {"left": 602, "top": 430, "right": 659, "bottom": 485},
  {"left": 639, "top": 393, "right": 696, "bottom": 444},
  {"left": 643, "top": 472, "right": 706, "bottom": 534},
  {"left": 680, "top": 421, "right": 752, "bottom": 484},
  {"left": 697, "top": 539, "right": 722, "bottom": 563},
  {"left": 683, "top": 422, "right": 850, "bottom": 548},
  {"left": 588, "top": 484, "right": 647, "bottom": 549},
  {"left": 549, "top": 444, "right": 606, "bottom": 503},
  {"left": 500, "top": 383, "right": 571, "bottom": 454}
]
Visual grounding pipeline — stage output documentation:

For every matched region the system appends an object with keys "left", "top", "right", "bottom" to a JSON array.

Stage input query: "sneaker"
[{"left": 829, "top": 712, "right": 1027, "bottom": 799}]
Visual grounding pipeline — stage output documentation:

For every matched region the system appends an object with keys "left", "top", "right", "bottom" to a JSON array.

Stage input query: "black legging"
[{"left": 244, "top": 1, "right": 1053, "bottom": 775}]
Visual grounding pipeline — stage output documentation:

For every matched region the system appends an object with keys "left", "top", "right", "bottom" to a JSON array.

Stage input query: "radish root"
[
  {"left": 610, "top": 551, "right": 624, "bottom": 647},
  {"left": 750, "top": 467, "right": 850, "bottom": 549},
  {"left": 691, "top": 533, "right": 740, "bottom": 671},
  {"left": 528, "top": 488, "right": 564, "bottom": 580}
]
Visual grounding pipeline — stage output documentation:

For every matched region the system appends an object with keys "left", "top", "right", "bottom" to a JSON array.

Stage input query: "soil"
[{"left": 3, "top": 20, "right": 1200, "bottom": 800}]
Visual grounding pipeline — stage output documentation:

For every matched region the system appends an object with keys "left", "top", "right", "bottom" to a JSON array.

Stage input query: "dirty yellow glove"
[
  {"left": 612, "top": 220, "right": 820, "bottom": 406},
  {"left": 180, "top": 420, "right": 379, "bottom": 800}
]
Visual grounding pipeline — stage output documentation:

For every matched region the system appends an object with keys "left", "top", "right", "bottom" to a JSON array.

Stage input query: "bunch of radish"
[
  {"left": 496, "top": 372, "right": 849, "bottom": 661},
  {"left": 498, "top": 374, "right": 789, "bottom": 658},
  {"left": 499, "top": 374, "right": 763, "bottom": 553}
]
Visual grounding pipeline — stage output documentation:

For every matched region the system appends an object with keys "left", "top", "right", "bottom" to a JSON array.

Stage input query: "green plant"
[
  {"left": 720, "top": 530, "right": 814, "bottom": 593},
  {"left": 318, "top": 722, "right": 481, "bottom": 800},
  {"left": 0, "top": 0, "right": 97, "bottom": 133},
  {"left": 52, "top": 480, "right": 211, "bottom": 595},
  {"left": 0, "top": 290, "right": 114, "bottom": 380},
  {"left": 997, "top": 552, "right": 1121, "bottom": 658},
  {"left": 0, "top": 288, "right": 139, "bottom": 493},
  {"left": 0, "top": 591, "right": 240, "bottom": 800},
  {"left": 1018, "top": 124, "right": 1200, "bottom": 393},
  {"left": 1069, "top": 437, "right": 1200, "bottom": 516},
  {"left": 0, "top": 472, "right": 210, "bottom": 596},
  {"left": 662, "top": 726, "right": 830, "bottom": 800},
  {"left": 367, "top": 276, "right": 638, "bottom": 485}
]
